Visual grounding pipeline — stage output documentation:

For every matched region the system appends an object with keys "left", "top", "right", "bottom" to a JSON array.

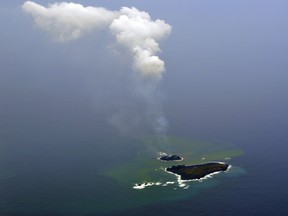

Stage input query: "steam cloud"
[{"left": 22, "top": 1, "right": 172, "bottom": 139}]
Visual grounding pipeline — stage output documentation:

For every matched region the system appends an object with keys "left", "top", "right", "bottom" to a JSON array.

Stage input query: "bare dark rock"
[
  {"left": 166, "top": 162, "right": 229, "bottom": 180},
  {"left": 160, "top": 154, "right": 183, "bottom": 161}
]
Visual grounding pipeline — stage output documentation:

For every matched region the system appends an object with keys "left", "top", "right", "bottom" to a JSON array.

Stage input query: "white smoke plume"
[
  {"left": 109, "top": 7, "right": 171, "bottom": 79},
  {"left": 22, "top": 1, "right": 117, "bottom": 42},
  {"left": 22, "top": 1, "right": 172, "bottom": 140}
]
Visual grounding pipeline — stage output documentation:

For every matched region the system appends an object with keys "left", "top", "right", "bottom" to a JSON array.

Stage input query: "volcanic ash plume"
[
  {"left": 22, "top": 1, "right": 172, "bottom": 138},
  {"left": 109, "top": 7, "right": 171, "bottom": 79}
]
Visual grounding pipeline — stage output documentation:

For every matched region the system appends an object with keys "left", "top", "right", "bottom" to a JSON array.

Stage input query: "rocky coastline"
[{"left": 166, "top": 162, "right": 229, "bottom": 180}]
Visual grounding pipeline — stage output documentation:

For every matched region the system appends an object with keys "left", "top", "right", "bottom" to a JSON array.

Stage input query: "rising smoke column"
[
  {"left": 109, "top": 7, "right": 171, "bottom": 79},
  {"left": 22, "top": 1, "right": 172, "bottom": 141}
]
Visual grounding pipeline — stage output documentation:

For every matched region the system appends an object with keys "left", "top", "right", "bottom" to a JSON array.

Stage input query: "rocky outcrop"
[{"left": 166, "top": 162, "right": 229, "bottom": 180}]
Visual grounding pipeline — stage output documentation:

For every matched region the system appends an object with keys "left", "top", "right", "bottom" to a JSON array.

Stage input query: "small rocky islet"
[
  {"left": 161, "top": 154, "right": 229, "bottom": 180},
  {"left": 159, "top": 154, "right": 183, "bottom": 161}
]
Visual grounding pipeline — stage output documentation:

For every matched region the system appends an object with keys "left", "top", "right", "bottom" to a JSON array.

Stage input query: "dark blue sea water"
[
  {"left": 1, "top": 1, "right": 288, "bottom": 215},
  {"left": 1, "top": 100, "right": 287, "bottom": 216}
]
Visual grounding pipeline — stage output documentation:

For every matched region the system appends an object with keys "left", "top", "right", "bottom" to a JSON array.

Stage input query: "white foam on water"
[
  {"left": 162, "top": 181, "right": 175, "bottom": 186},
  {"left": 158, "top": 152, "right": 167, "bottom": 156},
  {"left": 226, "top": 165, "right": 233, "bottom": 172},
  {"left": 157, "top": 152, "right": 167, "bottom": 161},
  {"left": 164, "top": 169, "right": 189, "bottom": 188},
  {"left": 133, "top": 180, "right": 176, "bottom": 189},
  {"left": 133, "top": 182, "right": 162, "bottom": 190},
  {"left": 133, "top": 163, "right": 231, "bottom": 190}
]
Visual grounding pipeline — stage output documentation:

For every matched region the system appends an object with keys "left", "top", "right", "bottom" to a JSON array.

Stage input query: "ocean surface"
[
  {"left": 0, "top": 108, "right": 287, "bottom": 216},
  {"left": 1, "top": 1, "right": 288, "bottom": 214},
  {"left": 0, "top": 1, "right": 287, "bottom": 215}
]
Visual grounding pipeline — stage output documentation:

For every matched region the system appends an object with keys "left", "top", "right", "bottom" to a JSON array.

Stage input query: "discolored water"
[{"left": 0, "top": 133, "right": 245, "bottom": 215}]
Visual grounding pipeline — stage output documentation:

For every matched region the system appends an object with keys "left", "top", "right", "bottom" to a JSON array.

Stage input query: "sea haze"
[{"left": 1, "top": 0, "right": 288, "bottom": 215}]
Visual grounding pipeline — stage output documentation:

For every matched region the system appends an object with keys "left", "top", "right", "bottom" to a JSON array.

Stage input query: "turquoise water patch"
[
  {"left": 93, "top": 137, "right": 246, "bottom": 212},
  {"left": 103, "top": 137, "right": 244, "bottom": 187},
  {"left": 0, "top": 136, "right": 245, "bottom": 215}
]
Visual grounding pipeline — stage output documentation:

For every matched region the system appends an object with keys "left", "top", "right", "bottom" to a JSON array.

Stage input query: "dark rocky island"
[
  {"left": 160, "top": 154, "right": 183, "bottom": 161},
  {"left": 166, "top": 162, "right": 229, "bottom": 180}
]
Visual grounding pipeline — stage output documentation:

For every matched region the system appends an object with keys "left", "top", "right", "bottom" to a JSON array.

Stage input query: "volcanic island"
[
  {"left": 161, "top": 154, "right": 229, "bottom": 180},
  {"left": 159, "top": 154, "right": 183, "bottom": 161}
]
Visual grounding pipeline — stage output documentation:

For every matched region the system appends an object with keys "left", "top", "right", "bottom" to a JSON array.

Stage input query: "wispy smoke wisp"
[{"left": 22, "top": 1, "right": 172, "bottom": 140}]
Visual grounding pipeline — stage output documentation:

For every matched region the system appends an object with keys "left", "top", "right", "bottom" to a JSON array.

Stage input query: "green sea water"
[
  {"left": 98, "top": 137, "right": 245, "bottom": 212},
  {"left": 0, "top": 136, "right": 245, "bottom": 215}
]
